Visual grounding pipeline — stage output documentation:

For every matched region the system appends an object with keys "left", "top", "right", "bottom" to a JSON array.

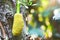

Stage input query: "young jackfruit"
[
  {"left": 12, "top": 13, "right": 24, "bottom": 36},
  {"left": 12, "top": 0, "right": 24, "bottom": 36}
]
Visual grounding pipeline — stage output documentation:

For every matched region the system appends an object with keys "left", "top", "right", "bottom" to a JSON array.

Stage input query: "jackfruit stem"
[{"left": 16, "top": 0, "right": 20, "bottom": 14}]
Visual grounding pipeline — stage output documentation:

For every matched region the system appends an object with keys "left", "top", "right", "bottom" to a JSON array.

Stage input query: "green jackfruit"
[
  {"left": 12, "top": 0, "right": 24, "bottom": 36},
  {"left": 12, "top": 13, "right": 24, "bottom": 36}
]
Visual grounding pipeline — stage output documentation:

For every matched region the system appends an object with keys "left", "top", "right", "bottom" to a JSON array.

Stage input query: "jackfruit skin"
[{"left": 12, "top": 13, "right": 24, "bottom": 36}]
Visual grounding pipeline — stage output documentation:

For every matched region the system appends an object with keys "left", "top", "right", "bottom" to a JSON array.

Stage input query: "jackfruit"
[
  {"left": 12, "top": 13, "right": 24, "bottom": 36},
  {"left": 12, "top": 0, "right": 24, "bottom": 36}
]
